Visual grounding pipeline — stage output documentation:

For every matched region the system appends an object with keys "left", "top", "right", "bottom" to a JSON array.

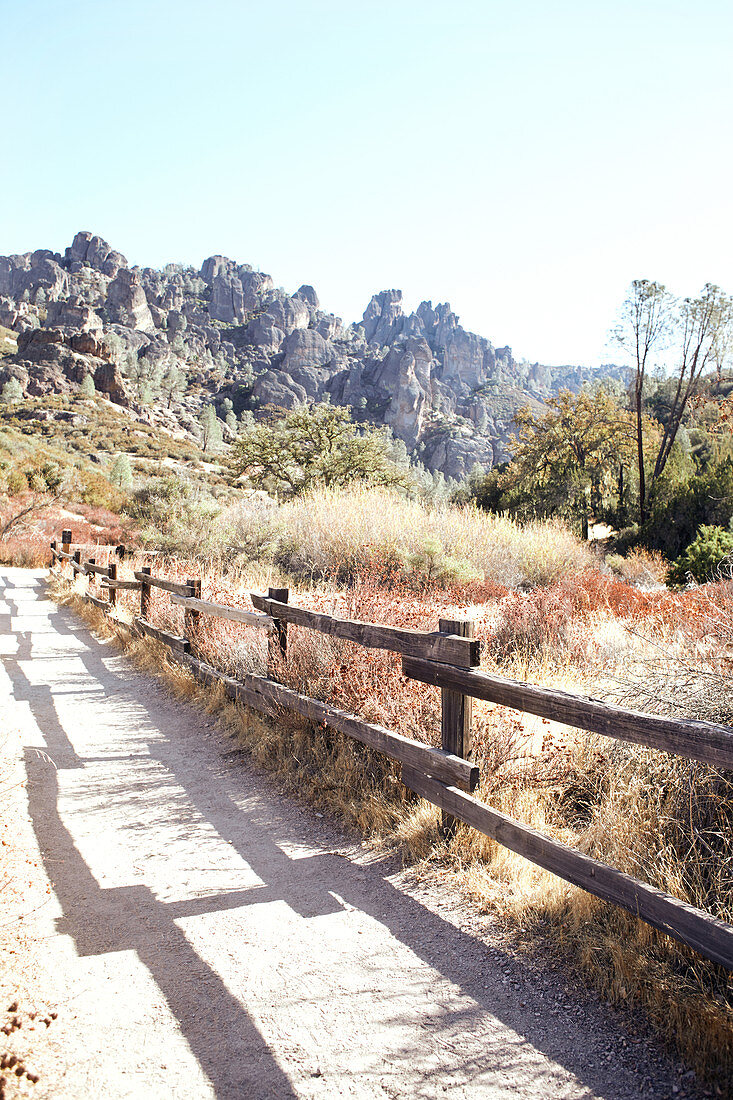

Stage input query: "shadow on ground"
[{"left": 0, "top": 571, "right": 677, "bottom": 1098}]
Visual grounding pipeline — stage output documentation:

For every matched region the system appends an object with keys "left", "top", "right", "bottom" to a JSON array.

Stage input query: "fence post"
[
  {"left": 107, "top": 562, "right": 117, "bottom": 608},
  {"left": 73, "top": 550, "right": 82, "bottom": 580},
  {"left": 140, "top": 566, "right": 152, "bottom": 620},
  {"left": 50, "top": 540, "right": 56, "bottom": 567},
  {"left": 439, "top": 617, "right": 475, "bottom": 840},
  {"left": 61, "top": 530, "right": 72, "bottom": 556},
  {"left": 184, "top": 577, "right": 202, "bottom": 654},
  {"left": 267, "top": 586, "right": 289, "bottom": 678}
]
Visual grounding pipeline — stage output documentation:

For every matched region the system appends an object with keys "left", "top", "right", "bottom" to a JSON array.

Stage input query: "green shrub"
[
  {"left": 123, "top": 476, "right": 221, "bottom": 553},
  {"left": 405, "top": 537, "right": 481, "bottom": 589},
  {"left": 668, "top": 525, "right": 733, "bottom": 586}
]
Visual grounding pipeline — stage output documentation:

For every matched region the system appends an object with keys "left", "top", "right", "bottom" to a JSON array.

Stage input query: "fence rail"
[
  {"left": 402, "top": 656, "right": 733, "bottom": 771},
  {"left": 48, "top": 533, "right": 733, "bottom": 971},
  {"left": 170, "top": 594, "right": 274, "bottom": 630},
  {"left": 250, "top": 594, "right": 482, "bottom": 666}
]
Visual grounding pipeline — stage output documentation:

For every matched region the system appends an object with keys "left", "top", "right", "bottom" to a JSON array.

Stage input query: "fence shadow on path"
[{"left": 2, "top": 572, "right": 680, "bottom": 1099}]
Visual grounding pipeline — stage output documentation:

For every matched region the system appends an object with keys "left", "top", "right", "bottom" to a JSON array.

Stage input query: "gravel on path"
[{"left": 0, "top": 568, "right": 703, "bottom": 1098}]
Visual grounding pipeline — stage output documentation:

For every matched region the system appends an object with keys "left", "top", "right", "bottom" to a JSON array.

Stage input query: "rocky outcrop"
[
  {"left": 267, "top": 295, "right": 310, "bottom": 335},
  {"left": 1, "top": 253, "right": 70, "bottom": 304},
  {"left": 246, "top": 315, "right": 286, "bottom": 353},
  {"left": 209, "top": 271, "right": 246, "bottom": 323},
  {"left": 0, "top": 229, "right": 627, "bottom": 481},
  {"left": 46, "top": 298, "right": 103, "bottom": 332},
  {"left": 65, "top": 231, "right": 126, "bottom": 278},
  {"left": 362, "top": 290, "right": 405, "bottom": 345},
  {"left": 106, "top": 269, "right": 155, "bottom": 333},
  {"left": 93, "top": 359, "right": 129, "bottom": 404},
  {"left": 5, "top": 327, "right": 110, "bottom": 398},
  {"left": 294, "top": 284, "right": 319, "bottom": 310},
  {"left": 253, "top": 370, "right": 307, "bottom": 409},
  {"left": 201, "top": 257, "right": 273, "bottom": 323},
  {"left": 0, "top": 256, "right": 30, "bottom": 297},
  {"left": 281, "top": 329, "right": 335, "bottom": 374},
  {"left": 379, "top": 338, "right": 432, "bottom": 448},
  {"left": 0, "top": 297, "right": 38, "bottom": 333}
]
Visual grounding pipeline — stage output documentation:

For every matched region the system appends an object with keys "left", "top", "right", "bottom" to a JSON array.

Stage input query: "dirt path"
[{"left": 0, "top": 568, "right": 703, "bottom": 1099}]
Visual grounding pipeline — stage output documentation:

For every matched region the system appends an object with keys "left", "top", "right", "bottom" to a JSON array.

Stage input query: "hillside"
[{"left": 0, "top": 232, "right": 627, "bottom": 481}]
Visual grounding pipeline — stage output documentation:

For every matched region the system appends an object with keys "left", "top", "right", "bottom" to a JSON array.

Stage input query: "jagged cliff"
[{"left": 0, "top": 231, "right": 626, "bottom": 480}]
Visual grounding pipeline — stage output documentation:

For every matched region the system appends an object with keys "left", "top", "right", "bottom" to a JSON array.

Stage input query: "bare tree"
[
  {"left": 611, "top": 279, "right": 672, "bottom": 524},
  {"left": 650, "top": 284, "right": 733, "bottom": 492}
]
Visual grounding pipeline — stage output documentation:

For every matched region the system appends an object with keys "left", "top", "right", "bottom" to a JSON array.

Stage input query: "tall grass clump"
[{"left": 224, "top": 485, "right": 594, "bottom": 588}]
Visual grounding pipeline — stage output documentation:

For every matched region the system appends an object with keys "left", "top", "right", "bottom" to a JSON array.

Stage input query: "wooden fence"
[{"left": 49, "top": 534, "right": 733, "bottom": 971}]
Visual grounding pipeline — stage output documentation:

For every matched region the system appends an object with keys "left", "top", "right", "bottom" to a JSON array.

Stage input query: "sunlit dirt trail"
[{"left": 0, "top": 569, "right": 699, "bottom": 1099}]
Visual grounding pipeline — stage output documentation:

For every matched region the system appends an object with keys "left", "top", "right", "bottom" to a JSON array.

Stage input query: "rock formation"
[{"left": 0, "top": 230, "right": 628, "bottom": 481}]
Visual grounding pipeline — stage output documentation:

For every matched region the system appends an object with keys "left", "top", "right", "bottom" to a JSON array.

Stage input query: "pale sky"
[{"left": 2, "top": 0, "right": 732, "bottom": 366}]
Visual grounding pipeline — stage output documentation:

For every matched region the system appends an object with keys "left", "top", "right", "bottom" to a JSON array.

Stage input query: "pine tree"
[
  {"left": 220, "top": 398, "right": 237, "bottom": 432},
  {"left": 110, "top": 454, "right": 133, "bottom": 489},
  {"left": 161, "top": 365, "right": 185, "bottom": 408},
  {"left": 199, "top": 405, "right": 223, "bottom": 453},
  {"left": 80, "top": 373, "right": 96, "bottom": 397}
]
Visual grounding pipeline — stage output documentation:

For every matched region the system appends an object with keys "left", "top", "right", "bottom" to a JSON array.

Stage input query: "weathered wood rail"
[{"left": 49, "top": 533, "right": 733, "bottom": 971}]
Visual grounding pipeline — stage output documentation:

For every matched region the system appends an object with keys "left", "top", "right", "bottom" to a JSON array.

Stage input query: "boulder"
[
  {"left": 93, "top": 360, "right": 129, "bottom": 405},
  {"left": 294, "top": 284, "right": 319, "bottom": 309},
  {"left": 45, "top": 299, "right": 103, "bottom": 332},
  {"left": 252, "top": 370, "right": 307, "bottom": 410},
  {"left": 16, "top": 328, "right": 65, "bottom": 357},
  {"left": 239, "top": 269, "right": 273, "bottom": 308},
  {"left": 200, "top": 255, "right": 232, "bottom": 283},
  {"left": 281, "top": 328, "right": 335, "bottom": 374},
  {"left": 161, "top": 280, "right": 184, "bottom": 311},
  {"left": 421, "top": 433, "right": 495, "bottom": 481},
  {"left": 246, "top": 315, "right": 286, "bottom": 353},
  {"left": 148, "top": 303, "right": 168, "bottom": 329},
  {"left": 209, "top": 271, "right": 245, "bottom": 323},
  {"left": 203, "top": 325, "right": 222, "bottom": 352},
  {"left": 17, "top": 257, "right": 69, "bottom": 303},
  {"left": 260, "top": 295, "right": 309, "bottom": 336},
  {"left": 106, "top": 269, "right": 156, "bottom": 333},
  {"left": 0, "top": 255, "right": 30, "bottom": 297},
  {"left": 315, "top": 314, "right": 342, "bottom": 340}
]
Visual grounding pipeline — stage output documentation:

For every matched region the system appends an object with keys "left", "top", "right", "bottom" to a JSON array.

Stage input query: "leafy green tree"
[
  {"left": 230, "top": 402, "right": 413, "bottom": 497},
  {"left": 110, "top": 454, "right": 133, "bottom": 489},
  {"left": 0, "top": 456, "right": 71, "bottom": 539},
  {"left": 500, "top": 388, "right": 643, "bottom": 537},
  {"left": 643, "top": 455, "right": 733, "bottom": 559}
]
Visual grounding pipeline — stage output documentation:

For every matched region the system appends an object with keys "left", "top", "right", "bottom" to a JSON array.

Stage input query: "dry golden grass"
[
  {"left": 47, "top": 552, "right": 733, "bottom": 1090},
  {"left": 223, "top": 484, "right": 595, "bottom": 587}
]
